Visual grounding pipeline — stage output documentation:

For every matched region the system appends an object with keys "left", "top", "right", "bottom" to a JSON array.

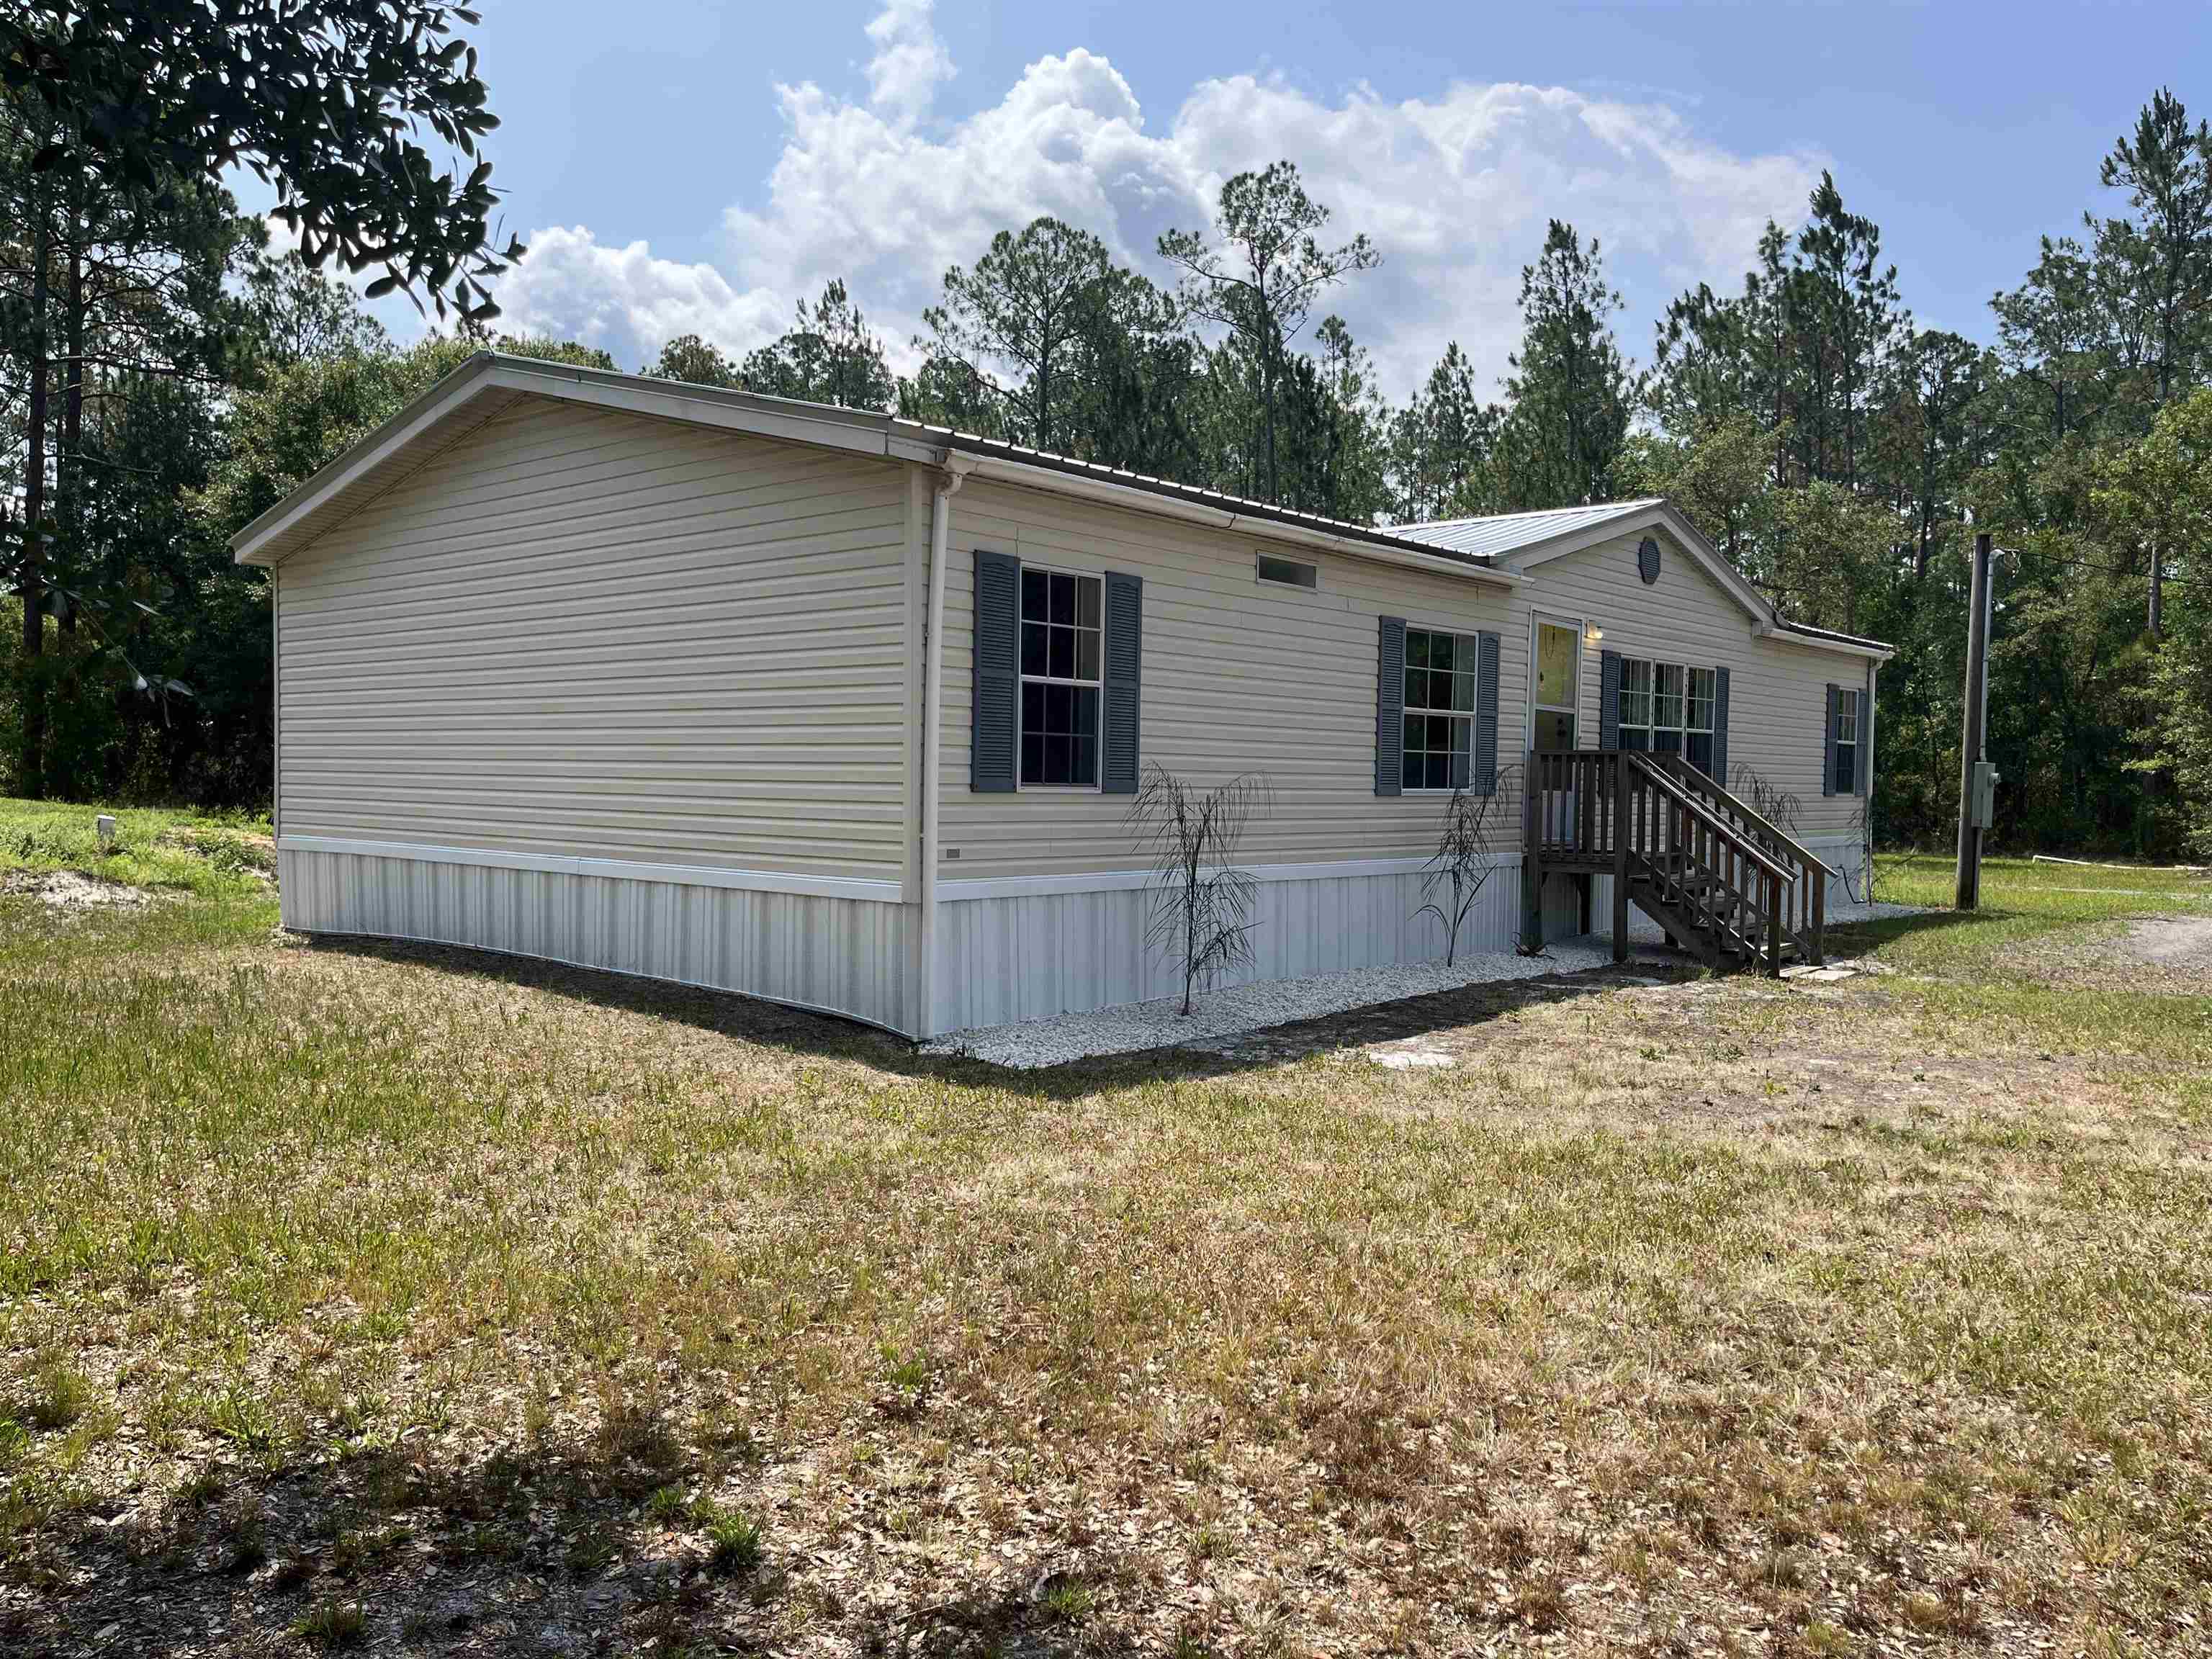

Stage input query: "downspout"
[
  {"left": 917, "top": 457, "right": 969, "bottom": 1040},
  {"left": 1861, "top": 657, "right": 1880, "bottom": 904}
]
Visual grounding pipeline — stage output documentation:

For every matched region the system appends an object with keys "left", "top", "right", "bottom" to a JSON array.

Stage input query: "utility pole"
[{"left": 1955, "top": 532, "right": 1993, "bottom": 910}]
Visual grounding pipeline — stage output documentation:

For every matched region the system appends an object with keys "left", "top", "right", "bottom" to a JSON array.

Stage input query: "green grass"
[
  {"left": 1845, "top": 854, "right": 2212, "bottom": 1069},
  {"left": 700, "top": 1504, "right": 764, "bottom": 1577},
  {"left": 0, "top": 835, "right": 2206, "bottom": 1654},
  {"left": 0, "top": 794, "right": 273, "bottom": 899},
  {"left": 1865, "top": 850, "right": 2211, "bottom": 966}
]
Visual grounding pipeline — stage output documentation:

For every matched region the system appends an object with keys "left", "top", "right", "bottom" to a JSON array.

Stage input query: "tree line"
[{"left": 2, "top": 12, "right": 2207, "bottom": 858}]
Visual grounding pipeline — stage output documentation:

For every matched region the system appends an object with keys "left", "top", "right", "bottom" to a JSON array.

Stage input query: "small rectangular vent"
[{"left": 1256, "top": 553, "right": 1318, "bottom": 590}]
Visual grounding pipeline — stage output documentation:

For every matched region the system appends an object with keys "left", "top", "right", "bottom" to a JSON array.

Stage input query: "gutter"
[
  {"left": 917, "top": 454, "right": 971, "bottom": 1040},
  {"left": 1760, "top": 619, "right": 1894, "bottom": 661},
  {"left": 235, "top": 351, "right": 1519, "bottom": 590},
  {"left": 945, "top": 450, "right": 1521, "bottom": 588}
]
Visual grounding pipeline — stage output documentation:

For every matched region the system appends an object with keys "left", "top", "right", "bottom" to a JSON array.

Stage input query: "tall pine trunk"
[
  {"left": 1261, "top": 328, "right": 1279, "bottom": 503},
  {"left": 17, "top": 189, "right": 50, "bottom": 800},
  {"left": 58, "top": 182, "right": 84, "bottom": 641}
]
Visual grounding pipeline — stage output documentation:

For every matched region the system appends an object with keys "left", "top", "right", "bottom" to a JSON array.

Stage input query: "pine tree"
[
  {"left": 1159, "top": 161, "right": 1377, "bottom": 503},
  {"left": 1498, "top": 221, "right": 1634, "bottom": 508},
  {"left": 1388, "top": 343, "right": 1501, "bottom": 521},
  {"left": 740, "top": 281, "right": 894, "bottom": 410}
]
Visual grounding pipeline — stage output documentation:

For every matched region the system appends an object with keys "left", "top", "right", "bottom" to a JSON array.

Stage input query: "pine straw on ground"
[{"left": 1, "top": 880, "right": 2208, "bottom": 1657}]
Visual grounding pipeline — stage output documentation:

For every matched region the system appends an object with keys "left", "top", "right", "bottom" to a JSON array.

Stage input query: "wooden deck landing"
[{"left": 1521, "top": 748, "right": 1833, "bottom": 974}]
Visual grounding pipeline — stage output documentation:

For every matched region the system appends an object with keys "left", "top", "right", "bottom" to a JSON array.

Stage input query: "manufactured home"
[{"left": 235, "top": 353, "right": 1892, "bottom": 1040}]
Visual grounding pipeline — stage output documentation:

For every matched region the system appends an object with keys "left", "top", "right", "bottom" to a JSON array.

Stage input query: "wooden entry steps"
[{"left": 1521, "top": 748, "right": 1833, "bottom": 974}]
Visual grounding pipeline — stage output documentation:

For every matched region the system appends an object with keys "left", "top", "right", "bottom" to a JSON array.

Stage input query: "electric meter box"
[{"left": 1970, "top": 761, "right": 1999, "bottom": 830}]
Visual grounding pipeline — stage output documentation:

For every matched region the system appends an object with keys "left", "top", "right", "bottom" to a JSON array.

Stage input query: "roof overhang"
[
  {"left": 940, "top": 447, "right": 1519, "bottom": 587},
  {"left": 232, "top": 354, "right": 1514, "bottom": 587},
  {"left": 1497, "top": 499, "right": 1892, "bottom": 661},
  {"left": 231, "top": 354, "right": 945, "bottom": 567}
]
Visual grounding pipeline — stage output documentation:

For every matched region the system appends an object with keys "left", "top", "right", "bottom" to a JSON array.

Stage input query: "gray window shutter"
[
  {"left": 1822, "top": 683, "right": 1840, "bottom": 798},
  {"left": 1711, "top": 665, "right": 1730, "bottom": 788},
  {"left": 1375, "top": 616, "right": 1406, "bottom": 796},
  {"left": 1473, "top": 630, "right": 1501, "bottom": 793},
  {"left": 1101, "top": 570, "right": 1143, "bottom": 794},
  {"left": 971, "top": 549, "right": 1019, "bottom": 793},
  {"left": 1856, "top": 667, "right": 1872, "bottom": 797},
  {"left": 1599, "top": 650, "right": 1622, "bottom": 751}
]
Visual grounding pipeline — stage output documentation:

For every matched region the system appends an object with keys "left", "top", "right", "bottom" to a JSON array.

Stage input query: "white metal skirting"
[
  {"left": 275, "top": 837, "right": 1871, "bottom": 1041},
  {"left": 277, "top": 846, "right": 1550, "bottom": 1040},
  {"left": 279, "top": 847, "right": 914, "bottom": 1035},
  {"left": 927, "top": 860, "right": 1522, "bottom": 1035}
]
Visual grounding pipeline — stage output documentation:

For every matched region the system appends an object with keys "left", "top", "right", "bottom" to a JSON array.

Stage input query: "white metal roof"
[
  {"left": 1393, "top": 500, "right": 1665, "bottom": 560},
  {"left": 1396, "top": 498, "right": 1890, "bottom": 657}
]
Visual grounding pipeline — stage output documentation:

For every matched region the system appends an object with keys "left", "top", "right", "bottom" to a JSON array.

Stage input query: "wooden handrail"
[
  {"left": 1626, "top": 755, "right": 1796, "bottom": 883},
  {"left": 1524, "top": 745, "right": 1826, "bottom": 969},
  {"left": 1651, "top": 755, "right": 1841, "bottom": 879}
]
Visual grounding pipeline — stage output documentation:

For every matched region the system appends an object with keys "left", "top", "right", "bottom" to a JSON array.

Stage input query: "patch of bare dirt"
[
  {"left": 2013, "top": 912, "right": 2212, "bottom": 995},
  {"left": 0, "top": 869, "right": 156, "bottom": 910},
  {"left": 2119, "top": 914, "right": 2212, "bottom": 973},
  {"left": 1166, "top": 953, "right": 2202, "bottom": 1158}
]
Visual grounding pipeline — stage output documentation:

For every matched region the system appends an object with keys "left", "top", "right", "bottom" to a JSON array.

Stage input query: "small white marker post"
[{"left": 94, "top": 814, "right": 117, "bottom": 856}]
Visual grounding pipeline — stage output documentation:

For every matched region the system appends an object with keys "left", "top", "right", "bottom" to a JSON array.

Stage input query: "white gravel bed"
[
  {"left": 1847, "top": 900, "right": 1927, "bottom": 922},
  {"left": 921, "top": 940, "right": 1651, "bottom": 1070},
  {"left": 923, "top": 894, "right": 1936, "bottom": 1071}
]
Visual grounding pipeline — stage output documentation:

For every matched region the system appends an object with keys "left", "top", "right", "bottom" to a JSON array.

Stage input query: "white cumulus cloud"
[
  {"left": 492, "top": 225, "right": 786, "bottom": 370},
  {"left": 495, "top": 4, "right": 1824, "bottom": 399},
  {"left": 864, "top": 0, "right": 954, "bottom": 129}
]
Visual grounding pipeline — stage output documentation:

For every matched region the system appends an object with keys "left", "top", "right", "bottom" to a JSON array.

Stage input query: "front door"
[{"left": 1531, "top": 616, "right": 1581, "bottom": 751}]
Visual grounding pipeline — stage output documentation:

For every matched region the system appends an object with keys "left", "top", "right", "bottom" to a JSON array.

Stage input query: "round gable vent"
[{"left": 1637, "top": 535, "right": 1662, "bottom": 585}]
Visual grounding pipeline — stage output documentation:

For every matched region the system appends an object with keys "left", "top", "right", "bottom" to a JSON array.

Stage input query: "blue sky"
[{"left": 298, "top": 1, "right": 2211, "bottom": 402}]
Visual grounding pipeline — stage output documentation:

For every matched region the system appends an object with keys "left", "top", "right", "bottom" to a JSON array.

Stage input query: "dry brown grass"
[{"left": 1, "top": 852, "right": 2208, "bottom": 1655}]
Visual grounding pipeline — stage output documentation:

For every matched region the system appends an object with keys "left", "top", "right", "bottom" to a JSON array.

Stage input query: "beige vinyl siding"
[
  {"left": 1518, "top": 527, "right": 1866, "bottom": 842},
  {"left": 277, "top": 395, "right": 912, "bottom": 882},
  {"left": 935, "top": 477, "right": 1524, "bottom": 881},
  {"left": 935, "top": 488, "right": 1872, "bottom": 885}
]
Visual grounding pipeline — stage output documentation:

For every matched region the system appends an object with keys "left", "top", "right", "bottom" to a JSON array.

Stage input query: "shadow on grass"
[
  {"left": 0, "top": 1422, "right": 1075, "bottom": 1658},
  {"left": 1825, "top": 905, "right": 1985, "bottom": 953},
  {"left": 295, "top": 929, "right": 1694, "bottom": 1102}
]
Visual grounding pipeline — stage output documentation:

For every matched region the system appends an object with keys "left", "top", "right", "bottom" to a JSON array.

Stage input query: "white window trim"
[
  {"left": 1833, "top": 687, "right": 1861, "bottom": 791},
  {"left": 1616, "top": 653, "right": 1716, "bottom": 763},
  {"left": 1017, "top": 562, "right": 1106, "bottom": 793},
  {"left": 1401, "top": 623, "right": 1483, "bottom": 794}
]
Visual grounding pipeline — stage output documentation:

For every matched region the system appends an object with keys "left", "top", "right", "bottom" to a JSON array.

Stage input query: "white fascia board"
[
  {"left": 1509, "top": 502, "right": 1769, "bottom": 616},
  {"left": 497, "top": 364, "right": 941, "bottom": 464},
  {"left": 1761, "top": 625, "right": 1893, "bottom": 662},
  {"left": 1511, "top": 500, "right": 1893, "bottom": 661},
  {"left": 231, "top": 355, "right": 503, "bottom": 566},
  {"left": 235, "top": 348, "right": 1517, "bottom": 594},
  {"left": 230, "top": 356, "right": 935, "bottom": 568},
  {"left": 951, "top": 451, "right": 1521, "bottom": 588}
]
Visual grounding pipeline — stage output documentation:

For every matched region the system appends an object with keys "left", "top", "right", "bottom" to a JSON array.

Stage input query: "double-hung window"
[
  {"left": 1019, "top": 568, "right": 1102, "bottom": 787},
  {"left": 1617, "top": 657, "right": 1717, "bottom": 773},
  {"left": 1685, "top": 667, "right": 1717, "bottom": 773},
  {"left": 1401, "top": 627, "right": 1480, "bottom": 791},
  {"left": 1832, "top": 687, "right": 1861, "bottom": 796}
]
